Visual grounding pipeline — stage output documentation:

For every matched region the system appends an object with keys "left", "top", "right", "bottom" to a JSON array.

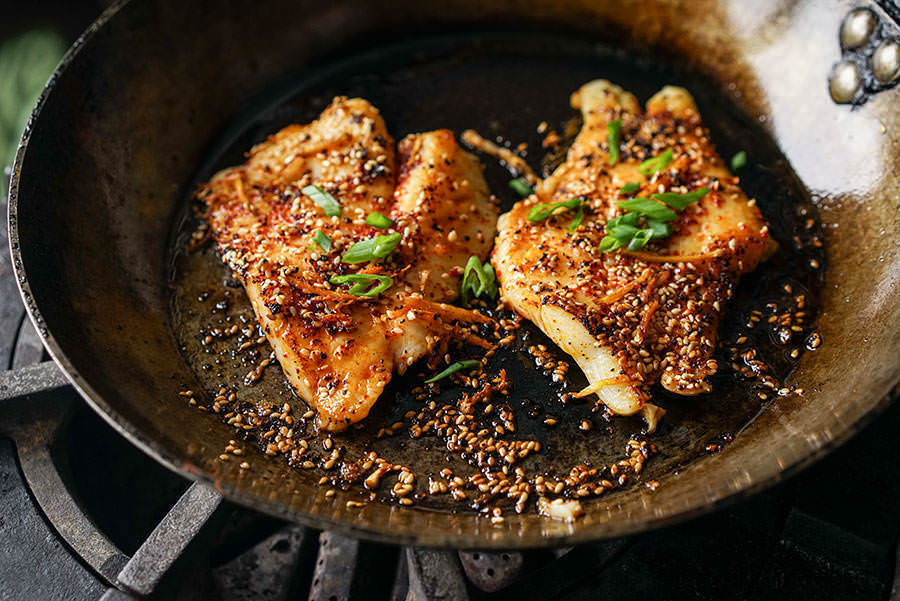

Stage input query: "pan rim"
[{"left": 6, "top": 0, "right": 900, "bottom": 549}]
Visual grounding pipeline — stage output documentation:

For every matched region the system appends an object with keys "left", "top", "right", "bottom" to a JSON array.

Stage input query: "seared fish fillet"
[
  {"left": 201, "top": 97, "right": 497, "bottom": 430},
  {"left": 493, "top": 80, "right": 771, "bottom": 430}
]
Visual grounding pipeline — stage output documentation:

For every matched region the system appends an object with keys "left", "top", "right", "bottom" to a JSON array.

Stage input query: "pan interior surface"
[
  {"left": 170, "top": 33, "right": 823, "bottom": 517},
  {"left": 9, "top": 0, "right": 899, "bottom": 547}
]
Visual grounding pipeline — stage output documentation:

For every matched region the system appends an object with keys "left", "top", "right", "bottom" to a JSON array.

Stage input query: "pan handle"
[{"left": 829, "top": 4, "right": 900, "bottom": 104}]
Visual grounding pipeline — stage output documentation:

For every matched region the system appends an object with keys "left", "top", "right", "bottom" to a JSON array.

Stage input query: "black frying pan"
[{"left": 7, "top": 0, "right": 900, "bottom": 548}]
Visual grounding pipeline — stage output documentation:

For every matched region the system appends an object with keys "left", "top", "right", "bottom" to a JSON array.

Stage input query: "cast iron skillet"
[{"left": 7, "top": 0, "right": 900, "bottom": 548}]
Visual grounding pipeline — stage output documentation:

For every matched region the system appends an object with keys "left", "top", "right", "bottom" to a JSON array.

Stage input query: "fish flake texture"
[
  {"left": 492, "top": 80, "right": 771, "bottom": 430},
  {"left": 201, "top": 97, "right": 497, "bottom": 430}
]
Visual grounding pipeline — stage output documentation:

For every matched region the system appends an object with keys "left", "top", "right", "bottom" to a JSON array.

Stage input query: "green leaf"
[
  {"left": 509, "top": 177, "right": 533, "bottom": 197},
  {"left": 527, "top": 197, "right": 583, "bottom": 222},
  {"left": 302, "top": 184, "right": 342, "bottom": 217},
  {"left": 311, "top": 229, "right": 332, "bottom": 252},
  {"left": 652, "top": 187, "right": 710, "bottom": 210},
  {"left": 638, "top": 148, "right": 674, "bottom": 176},
  {"left": 731, "top": 150, "right": 747, "bottom": 173},
  {"left": 615, "top": 198, "right": 678, "bottom": 221},
  {"left": 607, "top": 119, "right": 622, "bottom": 165},
  {"left": 365, "top": 211, "right": 393, "bottom": 228},
  {"left": 329, "top": 274, "right": 393, "bottom": 297},
  {"left": 425, "top": 359, "right": 481, "bottom": 383},
  {"left": 341, "top": 232, "right": 402, "bottom": 264},
  {"left": 619, "top": 182, "right": 641, "bottom": 196}
]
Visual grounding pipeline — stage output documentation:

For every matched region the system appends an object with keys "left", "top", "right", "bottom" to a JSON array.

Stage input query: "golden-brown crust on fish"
[
  {"left": 200, "top": 97, "right": 497, "bottom": 430},
  {"left": 494, "top": 80, "right": 771, "bottom": 429}
]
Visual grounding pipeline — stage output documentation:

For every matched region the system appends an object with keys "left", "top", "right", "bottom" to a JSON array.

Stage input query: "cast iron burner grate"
[{"left": 1, "top": 208, "right": 900, "bottom": 600}]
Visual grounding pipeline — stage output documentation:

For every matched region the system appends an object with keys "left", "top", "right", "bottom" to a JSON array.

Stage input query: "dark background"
[{"left": 1, "top": 0, "right": 103, "bottom": 174}]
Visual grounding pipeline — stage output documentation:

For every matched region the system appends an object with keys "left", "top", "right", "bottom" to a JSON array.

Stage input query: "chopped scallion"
[
  {"left": 424, "top": 359, "right": 481, "bottom": 383},
  {"left": 606, "top": 212, "right": 640, "bottom": 230},
  {"left": 527, "top": 197, "right": 583, "bottom": 222},
  {"left": 341, "top": 232, "right": 401, "bottom": 264},
  {"left": 730, "top": 150, "right": 747, "bottom": 173},
  {"left": 301, "top": 184, "right": 341, "bottom": 217},
  {"left": 607, "top": 224, "right": 639, "bottom": 240},
  {"left": 651, "top": 187, "right": 710, "bottom": 211},
  {"left": 615, "top": 198, "right": 678, "bottom": 221},
  {"left": 365, "top": 211, "right": 394, "bottom": 228},
  {"left": 601, "top": 187, "right": 703, "bottom": 253},
  {"left": 607, "top": 119, "right": 622, "bottom": 165},
  {"left": 646, "top": 219, "right": 671, "bottom": 239},
  {"left": 311, "top": 229, "right": 332, "bottom": 252},
  {"left": 509, "top": 177, "right": 533, "bottom": 197},
  {"left": 627, "top": 228, "right": 653, "bottom": 251},
  {"left": 568, "top": 205, "right": 585, "bottom": 233},
  {"left": 330, "top": 273, "right": 393, "bottom": 297},
  {"left": 598, "top": 235, "right": 624, "bottom": 253},
  {"left": 461, "top": 255, "right": 498, "bottom": 303},
  {"left": 619, "top": 182, "right": 641, "bottom": 195},
  {"left": 638, "top": 148, "right": 674, "bottom": 176}
]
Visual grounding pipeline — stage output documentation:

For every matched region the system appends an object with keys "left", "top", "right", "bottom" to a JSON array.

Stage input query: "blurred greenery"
[{"left": 0, "top": 28, "right": 66, "bottom": 171}]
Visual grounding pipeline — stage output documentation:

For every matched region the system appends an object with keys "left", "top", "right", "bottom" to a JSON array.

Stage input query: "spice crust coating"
[
  {"left": 201, "top": 97, "right": 498, "bottom": 430},
  {"left": 493, "top": 80, "right": 771, "bottom": 429}
]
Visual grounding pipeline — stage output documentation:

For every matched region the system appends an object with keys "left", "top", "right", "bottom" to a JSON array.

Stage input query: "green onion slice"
[
  {"left": 329, "top": 274, "right": 393, "bottom": 297},
  {"left": 461, "top": 255, "right": 498, "bottom": 303},
  {"left": 527, "top": 197, "right": 583, "bottom": 222},
  {"left": 619, "top": 182, "right": 641, "bottom": 196},
  {"left": 509, "top": 177, "right": 533, "bottom": 197},
  {"left": 365, "top": 211, "right": 394, "bottom": 228},
  {"left": 482, "top": 262, "right": 496, "bottom": 286},
  {"left": 652, "top": 187, "right": 710, "bottom": 211},
  {"left": 615, "top": 198, "right": 678, "bottom": 221},
  {"left": 638, "top": 149, "right": 674, "bottom": 176},
  {"left": 301, "top": 184, "right": 341, "bottom": 217},
  {"left": 568, "top": 205, "right": 585, "bottom": 233},
  {"left": 598, "top": 235, "right": 624, "bottom": 253},
  {"left": 607, "top": 224, "right": 639, "bottom": 241},
  {"left": 607, "top": 119, "right": 622, "bottom": 165},
  {"left": 341, "top": 232, "right": 402, "bottom": 264},
  {"left": 627, "top": 228, "right": 654, "bottom": 251},
  {"left": 311, "top": 229, "right": 332, "bottom": 252},
  {"left": 730, "top": 150, "right": 747, "bottom": 173},
  {"left": 425, "top": 359, "right": 481, "bottom": 383},
  {"left": 646, "top": 219, "right": 671, "bottom": 239},
  {"left": 606, "top": 212, "right": 640, "bottom": 230}
]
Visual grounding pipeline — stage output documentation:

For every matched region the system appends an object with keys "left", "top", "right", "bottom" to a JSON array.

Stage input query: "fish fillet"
[
  {"left": 493, "top": 80, "right": 771, "bottom": 430},
  {"left": 201, "top": 97, "right": 497, "bottom": 430}
]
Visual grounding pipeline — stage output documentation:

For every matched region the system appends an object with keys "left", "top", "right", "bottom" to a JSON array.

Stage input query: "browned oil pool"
[{"left": 168, "top": 32, "right": 825, "bottom": 515}]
